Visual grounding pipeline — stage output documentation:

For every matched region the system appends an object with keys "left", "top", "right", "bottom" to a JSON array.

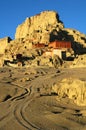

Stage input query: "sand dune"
[{"left": 0, "top": 66, "right": 86, "bottom": 130}]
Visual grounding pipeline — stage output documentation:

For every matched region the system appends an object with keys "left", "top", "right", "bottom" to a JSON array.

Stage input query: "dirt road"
[{"left": 0, "top": 66, "right": 86, "bottom": 130}]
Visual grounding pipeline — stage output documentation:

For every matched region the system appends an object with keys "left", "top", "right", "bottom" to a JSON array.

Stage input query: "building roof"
[{"left": 49, "top": 40, "right": 71, "bottom": 49}]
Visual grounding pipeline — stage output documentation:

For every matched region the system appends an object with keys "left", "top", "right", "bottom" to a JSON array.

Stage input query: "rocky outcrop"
[
  {"left": 52, "top": 78, "right": 86, "bottom": 106},
  {"left": 15, "top": 11, "right": 64, "bottom": 44},
  {"left": 70, "top": 54, "right": 86, "bottom": 68}
]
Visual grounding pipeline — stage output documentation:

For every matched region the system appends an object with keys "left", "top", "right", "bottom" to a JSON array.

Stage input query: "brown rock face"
[{"left": 15, "top": 11, "right": 64, "bottom": 44}]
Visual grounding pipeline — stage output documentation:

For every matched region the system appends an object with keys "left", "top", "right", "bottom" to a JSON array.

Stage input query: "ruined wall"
[{"left": 0, "top": 37, "right": 12, "bottom": 54}]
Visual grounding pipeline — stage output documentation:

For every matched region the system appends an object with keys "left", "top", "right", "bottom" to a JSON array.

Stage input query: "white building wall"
[
  {"left": 53, "top": 49, "right": 66, "bottom": 60},
  {"left": 53, "top": 49, "right": 62, "bottom": 58}
]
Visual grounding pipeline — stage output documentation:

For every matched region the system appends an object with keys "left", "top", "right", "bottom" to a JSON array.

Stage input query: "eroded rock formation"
[
  {"left": 52, "top": 78, "right": 86, "bottom": 106},
  {"left": 15, "top": 11, "right": 64, "bottom": 44}
]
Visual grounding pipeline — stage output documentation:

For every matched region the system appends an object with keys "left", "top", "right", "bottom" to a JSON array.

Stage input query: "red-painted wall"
[
  {"left": 49, "top": 41, "right": 71, "bottom": 49},
  {"left": 33, "top": 43, "right": 45, "bottom": 48}
]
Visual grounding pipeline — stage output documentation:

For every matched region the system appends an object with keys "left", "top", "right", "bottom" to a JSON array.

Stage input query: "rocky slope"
[{"left": 63, "top": 28, "right": 86, "bottom": 54}]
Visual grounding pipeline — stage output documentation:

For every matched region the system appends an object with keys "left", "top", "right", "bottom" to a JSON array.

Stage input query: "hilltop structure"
[
  {"left": 15, "top": 11, "right": 64, "bottom": 43},
  {"left": 0, "top": 10, "right": 86, "bottom": 67}
]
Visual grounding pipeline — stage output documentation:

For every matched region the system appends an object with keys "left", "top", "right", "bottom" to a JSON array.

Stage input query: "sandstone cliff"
[{"left": 15, "top": 11, "right": 64, "bottom": 44}]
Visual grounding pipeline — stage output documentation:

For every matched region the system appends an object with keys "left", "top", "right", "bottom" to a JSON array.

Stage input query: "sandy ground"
[{"left": 0, "top": 66, "right": 86, "bottom": 130}]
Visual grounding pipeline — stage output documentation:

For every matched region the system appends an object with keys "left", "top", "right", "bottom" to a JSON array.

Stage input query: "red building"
[
  {"left": 33, "top": 43, "right": 45, "bottom": 48},
  {"left": 49, "top": 41, "right": 71, "bottom": 49}
]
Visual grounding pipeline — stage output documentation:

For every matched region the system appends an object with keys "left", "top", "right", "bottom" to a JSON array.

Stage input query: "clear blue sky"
[{"left": 0, "top": 0, "right": 86, "bottom": 39}]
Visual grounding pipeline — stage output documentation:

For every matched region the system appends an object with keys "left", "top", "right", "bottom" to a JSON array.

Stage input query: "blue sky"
[{"left": 0, "top": 0, "right": 86, "bottom": 39}]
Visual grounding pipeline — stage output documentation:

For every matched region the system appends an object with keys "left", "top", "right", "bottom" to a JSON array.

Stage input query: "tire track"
[
  {"left": 0, "top": 82, "right": 32, "bottom": 129},
  {"left": 13, "top": 94, "right": 40, "bottom": 130},
  {"left": 11, "top": 81, "right": 40, "bottom": 130},
  {"left": 1, "top": 67, "right": 86, "bottom": 130}
]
